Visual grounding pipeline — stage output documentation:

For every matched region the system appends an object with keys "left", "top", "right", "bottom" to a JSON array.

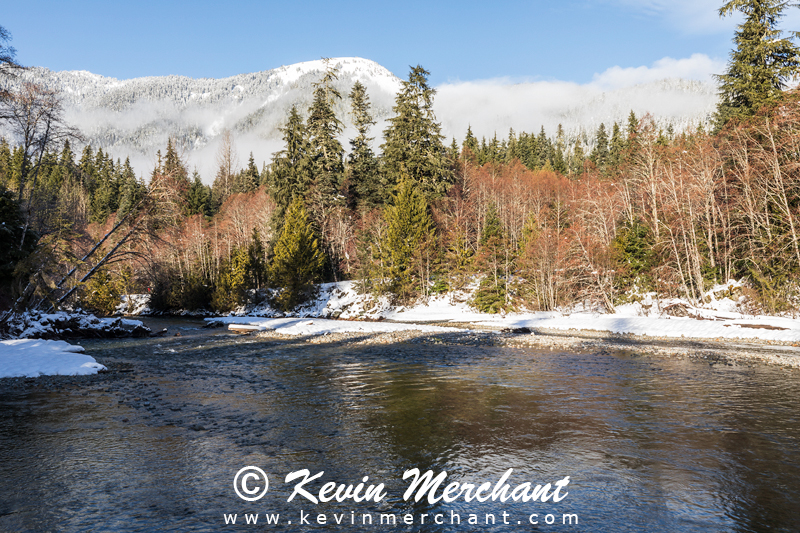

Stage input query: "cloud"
[
  {"left": 591, "top": 53, "right": 725, "bottom": 90},
  {"left": 433, "top": 55, "right": 720, "bottom": 142}
]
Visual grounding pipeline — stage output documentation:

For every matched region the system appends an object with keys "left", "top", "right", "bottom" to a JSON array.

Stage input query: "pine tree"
[
  {"left": 247, "top": 228, "right": 267, "bottom": 289},
  {"left": 187, "top": 171, "right": 212, "bottom": 216},
  {"left": 381, "top": 66, "right": 453, "bottom": 198},
  {"left": 448, "top": 137, "right": 460, "bottom": 164},
  {"left": 488, "top": 133, "right": 501, "bottom": 163},
  {"left": 472, "top": 203, "right": 511, "bottom": 313},
  {"left": 609, "top": 122, "right": 625, "bottom": 171},
  {"left": 0, "top": 138, "right": 11, "bottom": 185},
  {"left": 552, "top": 124, "right": 567, "bottom": 174},
  {"left": 269, "top": 197, "right": 325, "bottom": 311},
  {"left": 462, "top": 125, "right": 479, "bottom": 160},
  {"left": 517, "top": 131, "right": 536, "bottom": 170},
  {"left": 163, "top": 138, "right": 188, "bottom": 182},
  {"left": 306, "top": 61, "right": 345, "bottom": 210},
  {"left": 212, "top": 245, "right": 251, "bottom": 312},
  {"left": 590, "top": 123, "right": 610, "bottom": 169},
  {"left": 0, "top": 184, "right": 36, "bottom": 291},
  {"left": 232, "top": 152, "right": 259, "bottom": 194},
  {"left": 569, "top": 136, "right": 587, "bottom": 177},
  {"left": 626, "top": 111, "right": 639, "bottom": 143},
  {"left": 347, "top": 80, "right": 381, "bottom": 209},
  {"left": 478, "top": 137, "right": 489, "bottom": 165},
  {"left": 271, "top": 105, "right": 312, "bottom": 219},
  {"left": 506, "top": 128, "right": 519, "bottom": 163},
  {"left": 382, "top": 178, "right": 434, "bottom": 302},
  {"left": 536, "top": 127, "right": 551, "bottom": 169},
  {"left": 715, "top": 0, "right": 800, "bottom": 127}
]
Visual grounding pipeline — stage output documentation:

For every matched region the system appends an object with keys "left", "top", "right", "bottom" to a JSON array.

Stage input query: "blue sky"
[{"left": 5, "top": 0, "right": 794, "bottom": 85}]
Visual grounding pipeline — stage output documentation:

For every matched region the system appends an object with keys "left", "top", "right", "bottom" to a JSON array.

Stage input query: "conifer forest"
[{"left": 2, "top": 0, "right": 800, "bottom": 318}]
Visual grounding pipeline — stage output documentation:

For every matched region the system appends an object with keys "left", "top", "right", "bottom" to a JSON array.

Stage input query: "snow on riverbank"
[
  {"left": 213, "top": 280, "right": 800, "bottom": 343},
  {"left": 206, "top": 316, "right": 463, "bottom": 335},
  {"left": 0, "top": 339, "right": 105, "bottom": 378},
  {"left": 1, "top": 311, "right": 150, "bottom": 339}
]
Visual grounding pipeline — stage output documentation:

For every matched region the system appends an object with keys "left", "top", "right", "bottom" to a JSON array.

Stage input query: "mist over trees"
[{"left": 1, "top": 2, "right": 800, "bottom": 317}]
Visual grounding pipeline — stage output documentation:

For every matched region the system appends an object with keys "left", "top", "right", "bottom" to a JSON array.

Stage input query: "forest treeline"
[
  {"left": 1, "top": 0, "right": 799, "bottom": 316},
  {"left": 3, "top": 78, "right": 800, "bottom": 316}
]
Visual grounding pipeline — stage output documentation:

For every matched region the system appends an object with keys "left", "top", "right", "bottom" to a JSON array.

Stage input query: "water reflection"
[{"left": 0, "top": 324, "right": 799, "bottom": 532}]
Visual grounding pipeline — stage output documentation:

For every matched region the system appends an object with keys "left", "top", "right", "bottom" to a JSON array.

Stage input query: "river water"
[{"left": 1, "top": 318, "right": 799, "bottom": 532}]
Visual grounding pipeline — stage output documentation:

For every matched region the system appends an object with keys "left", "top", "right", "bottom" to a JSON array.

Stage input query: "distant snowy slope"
[
  {"left": 3, "top": 58, "right": 402, "bottom": 180},
  {"left": 1, "top": 57, "right": 718, "bottom": 181}
]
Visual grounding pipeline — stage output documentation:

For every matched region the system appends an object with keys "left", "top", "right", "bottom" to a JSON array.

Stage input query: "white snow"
[
  {"left": 116, "top": 294, "right": 151, "bottom": 315},
  {"left": 203, "top": 279, "right": 800, "bottom": 344},
  {"left": 209, "top": 316, "right": 462, "bottom": 336},
  {"left": 0, "top": 339, "right": 106, "bottom": 378}
]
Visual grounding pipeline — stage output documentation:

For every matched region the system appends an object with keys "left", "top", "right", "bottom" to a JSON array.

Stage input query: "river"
[{"left": 1, "top": 318, "right": 799, "bottom": 532}]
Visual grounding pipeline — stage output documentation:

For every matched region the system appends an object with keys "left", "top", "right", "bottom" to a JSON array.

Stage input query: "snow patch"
[
  {"left": 0, "top": 339, "right": 105, "bottom": 378},
  {"left": 208, "top": 316, "right": 462, "bottom": 336}
]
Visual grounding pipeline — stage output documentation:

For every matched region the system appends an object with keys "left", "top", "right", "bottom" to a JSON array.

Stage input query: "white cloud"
[
  {"left": 591, "top": 53, "right": 725, "bottom": 90},
  {"left": 433, "top": 55, "right": 720, "bottom": 142}
]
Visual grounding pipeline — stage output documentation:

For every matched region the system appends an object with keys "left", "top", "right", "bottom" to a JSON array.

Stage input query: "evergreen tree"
[
  {"left": 0, "top": 138, "right": 11, "bottom": 185},
  {"left": 347, "top": 80, "right": 381, "bottom": 209},
  {"left": 163, "top": 138, "right": 188, "bottom": 182},
  {"left": 187, "top": 171, "right": 212, "bottom": 216},
  {"left": 58, "top": 140, "right": 74, "bottom": 173},
  {"left": 609, "top": 122, "right": 625, "bottom": 171},
  {"left": 306, "top": 62, "right": 345, "bottom": 209},
  {"left": 381, "top": 65, "right": 453, "bottom": 198},
  {"left": 448, "top": 137, "right": 460, "bottom": 164},
  {"left": 626, "top": 111, "right": 639, "bottom": 142},
  {"left": 10, "top": 145, "right": 25, "bottom": 194},
  {"left": 212, "top": 245, "right": 251, "bottom": 312},
  {"left": 518, "top": 131, "right": 537, "bottom": 170},
  {"left": 569, "top": 136, "right": 587, "bottom": 177},
  {"left": 472, "top": 203, "right": 511, "bottom": 313},
  {"left": 552, "top": 124, "right": 567, "bottom": 174},
  {"left": 488, "top": 133, "right": 501, "bottom": 163},
  {"left": 0, "top": 184, "right": 36, "bottom": 294},
  {"left": 462, "top": 125, "right": 479, "bottom": 159},
  {"left": 590, "top": 123, "right": 610, "bottom": 169},
  {"left": 382, "top": 178, "right": 434, "bottom": 302},
  {"left": 478, "top": 137, "right": 489, "bottom": 165},
  {"left": 247, "top": 228, "right": 267, "bottom": 289},
  {"left": 715, "top": 0, "right": 800, "bottom": 127},
  {"left": 536, "top": 127, "right": 551, "bottom": 169},
  {"left": 78, "top": 145, "right": 96, "bottom": 193},
  {"left": 269, "top": 197, "right": 325, "bottom": 311},
  {"left": 232, "top": 152, "right": 259, "bottom": 194},
  {"left": 506, "top": 128, "right": 518, "bottom": 163},
  {"left": 271, "top": 105, "right": 312, "bottom": 218}
]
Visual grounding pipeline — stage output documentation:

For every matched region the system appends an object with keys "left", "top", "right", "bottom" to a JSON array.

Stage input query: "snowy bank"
[
  {"left": 212, "top": 280, "right": 800, "bottom": 344},
  {"left": 206, "top": 316, "right": 463, "bottom": 336},
  {"left": 472, "top": 311, "right": 800, "bottom": 343},
  {"left": 0, "top": 339, "right": 105, "bottom": 378},
  {"left": 1, "top": 311, "right": 151, "bottom": 339}
]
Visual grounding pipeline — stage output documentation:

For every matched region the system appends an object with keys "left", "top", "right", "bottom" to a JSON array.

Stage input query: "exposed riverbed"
[{"left": 1, "top": 318, "right": 799, "bottom": 532}]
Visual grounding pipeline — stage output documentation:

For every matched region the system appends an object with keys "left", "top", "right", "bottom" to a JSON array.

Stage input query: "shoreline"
[
  {"left": 248, "top": 323, "right": 800, "bottom": 370},
  {"left": 252, "top": 322, "right": 800, "bottom": 369}
]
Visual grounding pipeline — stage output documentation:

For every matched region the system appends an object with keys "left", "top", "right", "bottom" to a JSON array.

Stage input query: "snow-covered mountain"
[{"left": 2, "top": 57, "right": 718, "bottom": 180}]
